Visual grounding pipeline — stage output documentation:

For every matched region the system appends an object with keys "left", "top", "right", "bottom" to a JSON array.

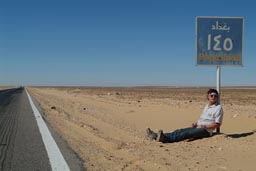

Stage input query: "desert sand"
[
  {"left": 28, "top": 87, "right": 256, "bottom": 171},
  {"left": 0, "top": 86, "right": 17, "bottom": 90}
]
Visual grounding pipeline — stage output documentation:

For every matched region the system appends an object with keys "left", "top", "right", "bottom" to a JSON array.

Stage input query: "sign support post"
[
  {"left": 216, "top": 65, "right": 221, "bottom": 133},
  {"left": 216, "top": 65, "right": 221, "bottom": 102}
]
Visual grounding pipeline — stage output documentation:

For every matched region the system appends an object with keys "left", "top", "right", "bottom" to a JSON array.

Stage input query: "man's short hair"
[{"left": 207, "top": 89, "right": 219, "bottom": 95}]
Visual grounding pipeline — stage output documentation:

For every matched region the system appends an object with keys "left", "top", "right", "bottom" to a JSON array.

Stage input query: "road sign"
[{"left": 196, "top": 16, "right": 244, "bottom": 66}]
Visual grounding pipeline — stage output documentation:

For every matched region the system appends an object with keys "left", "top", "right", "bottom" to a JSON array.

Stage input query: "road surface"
[{"left": 0, "top": 87, "right": 84, "bottom": 171}]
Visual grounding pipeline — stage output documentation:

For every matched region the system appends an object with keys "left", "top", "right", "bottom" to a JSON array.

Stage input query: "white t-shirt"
[{"left": 197, "top": 103, "right": 223, "bottom": 134}]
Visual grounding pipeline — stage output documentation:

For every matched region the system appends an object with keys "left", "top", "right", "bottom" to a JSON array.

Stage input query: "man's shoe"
[
  {"left": 146, "top": 128, "right": 157, "bottom": 140},
  {"left": 156, "top": 129, "right": 165, "bottom": 142}
]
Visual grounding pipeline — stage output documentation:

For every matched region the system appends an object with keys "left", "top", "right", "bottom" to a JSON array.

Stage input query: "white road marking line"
[{"left": 25, "top": 88, "right": 70, "bottom": 171}]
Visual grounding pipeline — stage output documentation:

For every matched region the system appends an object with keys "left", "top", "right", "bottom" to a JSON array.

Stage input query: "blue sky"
[{"left": 0, "top": 0, "right": 255, "bottom": 86}]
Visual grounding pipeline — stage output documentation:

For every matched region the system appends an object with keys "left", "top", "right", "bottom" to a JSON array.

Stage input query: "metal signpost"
[{"left": 196, "top": 16, "right": 244, "bottom": 132}]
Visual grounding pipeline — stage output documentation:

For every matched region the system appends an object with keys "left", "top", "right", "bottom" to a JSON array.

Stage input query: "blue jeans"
[{"left": 164, "top": 127, "right": 211, "bottom": 143}]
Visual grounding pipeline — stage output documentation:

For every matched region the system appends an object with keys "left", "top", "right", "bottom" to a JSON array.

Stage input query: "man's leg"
[{"left": 162, "top": 127, "right": 210, "bottom": 143}]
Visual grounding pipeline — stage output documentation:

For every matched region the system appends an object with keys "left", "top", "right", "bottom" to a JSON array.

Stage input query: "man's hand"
[
  {"left": 192, "top": 123, "right": 197, "bottom": 128},
  {"left": 197, "top": 123, "right": 221, "bottom": 129}
]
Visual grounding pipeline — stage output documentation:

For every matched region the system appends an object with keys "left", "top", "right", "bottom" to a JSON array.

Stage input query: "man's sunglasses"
[{"left": 210, "top": 94, "right": 218, "bottom": 98}]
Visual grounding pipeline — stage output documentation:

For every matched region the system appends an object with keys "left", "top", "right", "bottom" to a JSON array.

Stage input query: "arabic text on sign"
[{"left": 212, "top": 21, "right": 230, "bottom": 31}]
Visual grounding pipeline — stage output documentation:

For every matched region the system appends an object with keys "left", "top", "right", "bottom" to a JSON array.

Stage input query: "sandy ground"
[{"left": 28, "top": 87, "right": 256, "bottom": 171}]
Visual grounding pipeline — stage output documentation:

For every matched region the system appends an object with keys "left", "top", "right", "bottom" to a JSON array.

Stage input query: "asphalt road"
[{"left": 0, "top": 87, "right": 85, "bottom": 171}]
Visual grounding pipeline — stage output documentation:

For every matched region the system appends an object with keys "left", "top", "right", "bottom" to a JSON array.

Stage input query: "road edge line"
[{"left": 25, "top": 88, "right": 71, "bottom": 171}]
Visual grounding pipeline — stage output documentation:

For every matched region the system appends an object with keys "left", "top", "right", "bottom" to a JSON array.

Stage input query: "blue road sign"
[{"left": 196, "top": 16, "right": 244, "bottom": 66}]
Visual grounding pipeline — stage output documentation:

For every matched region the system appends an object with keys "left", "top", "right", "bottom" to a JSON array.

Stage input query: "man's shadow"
[
  {"left": 226, "top": 130, "right": 256, "bottom": 138},
  {"left": 188, "top": 130, "right": 256, "bottom": 142}
]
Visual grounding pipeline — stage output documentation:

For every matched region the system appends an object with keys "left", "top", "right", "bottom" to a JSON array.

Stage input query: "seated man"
[{"left": 147, "top": 89, "right": 223, "bottom": 143}]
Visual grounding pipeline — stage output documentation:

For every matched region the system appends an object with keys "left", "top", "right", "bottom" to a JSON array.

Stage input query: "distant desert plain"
[{"left": 25, "top": 87, "right": 256, "bottom": 171}]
